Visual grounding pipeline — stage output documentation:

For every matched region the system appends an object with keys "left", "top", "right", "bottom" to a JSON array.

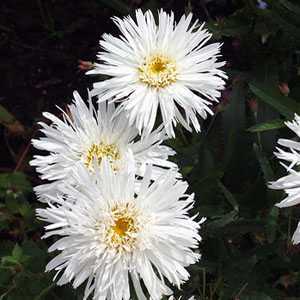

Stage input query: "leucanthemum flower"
[
  {"left": 88, "top": 9, "right": 227, "bottom": 137},
  {"left": 269, "top": 114, "right": 300, "bottom": 244},
  {"left": 37, "top": 161, "right": 203, "bottom": 300},
  {"left": 30, "top": 90, "right": 177, "bottom": 201}
]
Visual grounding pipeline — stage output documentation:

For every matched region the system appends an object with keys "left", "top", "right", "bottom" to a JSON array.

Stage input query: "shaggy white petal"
[
  {"left": 88, "top": 9, "right": 227, "bottom": 137},
  {"left": 269, "top": 114, "right": 300, "bottom": 244},
  {"left": 292, "top": 222, "right": 300, "bottom": 244},
  {"left": 30, "top": 90, "right": 178, "bottom": 202},
  {"left": 37, "top": 162, "right": 203, "bottom": 300}
]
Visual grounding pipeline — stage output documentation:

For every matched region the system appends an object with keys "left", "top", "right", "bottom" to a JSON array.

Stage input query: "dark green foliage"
[
  {"left": 170, "top": 1, "right": 300, "bottom": 298},
  {"left": 1, "top": 0, "right": 300, "bottom": 299}
]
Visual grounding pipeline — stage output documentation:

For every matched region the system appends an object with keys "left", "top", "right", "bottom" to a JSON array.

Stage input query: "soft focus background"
[{"left": 1, "top": 0, "right": 300, "bottom": 299}]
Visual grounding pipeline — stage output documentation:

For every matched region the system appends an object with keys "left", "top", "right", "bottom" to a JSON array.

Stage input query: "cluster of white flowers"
[{"left": 31, "top": 9, "right": 226, "bottom": 300}]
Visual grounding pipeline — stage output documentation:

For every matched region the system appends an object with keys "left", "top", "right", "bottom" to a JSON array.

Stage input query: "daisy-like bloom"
[
  {"left": 30, "top": 90, "right": 177, "bottom": 201},
  {"left": 88, "top": 9, "right": 227, "bottom": 137},
  {"left": 269, "top": 114, "right": 300, "bottom": 244},
  {"left": 37, "top": 161, "right": 203, "bottom": 300}
]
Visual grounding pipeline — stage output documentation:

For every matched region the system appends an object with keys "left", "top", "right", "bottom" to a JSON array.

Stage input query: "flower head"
[
  {"left": 37, "top": 162, "right": 203, "bottom": 299},
  {"left": 269, "top": 114, "right": 300, "bottom": 244},
  {"left": 88, "top": 9, "right": 227, "bottom": 137},
  {"left": 30, "top": 91, "right": 177, "bottom": 201}
]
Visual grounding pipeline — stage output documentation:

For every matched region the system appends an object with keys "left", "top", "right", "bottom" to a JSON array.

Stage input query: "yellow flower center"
[
  {"left": 113, "top": 217, "right": 134, "bottom": 237},
  {"left": 104, "top": 203, "right": 140, "bottom": 253},
  {"left": 84, "top": 142, "right": 120, "bottom": 170},
  {"left": 138, "top": 54, "right": 177, "bottom": 89}
]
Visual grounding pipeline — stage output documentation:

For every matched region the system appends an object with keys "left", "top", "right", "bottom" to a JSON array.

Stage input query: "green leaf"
[
  {"left": 4, "top": 272, "right": 53, "bottom": 300},
  {"left": 12, "top": 244, "right": 22, "bottom": 261},
  {"left": 247, "top": 119, "right": 285, "bottom": 132},
  {"left": 205, "top": 210, "right": 239, "bottom": 235},
  {"left": 5, "top": 196, "right": 33, "bottom": 222},
  {"left": 222, "top": 81, "right": 246, "bottom": 168},
  {"left": 253, "top": 143, "right": 274, "bottom": 183},
  {"left": 0, "top": 172, "right": 31, "bottom": 195},
  {"left": 5, "top": 197, "right": 20, "bottom": 214},
  {"left": 22, "top": 240, "right": 48, "bottom": 273},
  {"left": 0, "top": 269, "right": 11, "bottom": 287},
  {"left": 1, "top": 244, "right": 29, "bottom": 267},
  {"left": 0, "top": 209, "right": 10, "bottom": 230},
  {"left": 207, "top": 8, "right": 252, "bottom": 38},
  {"left": 0, "top": 105, "right": 15, "bottom": 124},
  {"left": 18, "top": 200, "right": 33, "bottom": 219},
  {"left": 249, "top": 83, "right": 300, "bottom": 119},
  {"left": 1, "top": 256, "right": 19, "bottom": 266},
  {"left": 0, "top": 104, "right": 24, "bottom": 135},
  {"left": 265, "top": 207, "right": 279, "bottom": 243},
  {"left": 218, "top": 180, "right": 239, "bottom": 212}
]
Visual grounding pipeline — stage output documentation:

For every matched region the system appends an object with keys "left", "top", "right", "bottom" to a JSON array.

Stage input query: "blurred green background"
[{"left": 1, "top": 0, "right": 300, "bottom": 299}]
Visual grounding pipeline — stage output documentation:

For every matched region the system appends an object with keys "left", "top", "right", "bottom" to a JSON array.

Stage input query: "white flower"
[
  {"left": 269, "top": 114, "right": 300, "bottom": 244},
  {"left": 30, "top": 90, "right": 177, "bottom": 201},
  {"left": 37, "top": 161, "right": 203, "bottom": 300},
  {"left": 88, "top": 9, "right": 227, "bottom": 137}
]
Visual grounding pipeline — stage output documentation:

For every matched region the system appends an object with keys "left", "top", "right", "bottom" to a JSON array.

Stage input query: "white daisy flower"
[
  {"left": 37, "top": 161, "right": 203, "bottom": 300},
  {"left": 88, "top": 9, "right": 227, "bottom": 137},
  {"left": 269, "top": 114, "right": 300, "bottom": 244},
  {"left": 30, "top": 90, "right": 178, "bottom": 201}
]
